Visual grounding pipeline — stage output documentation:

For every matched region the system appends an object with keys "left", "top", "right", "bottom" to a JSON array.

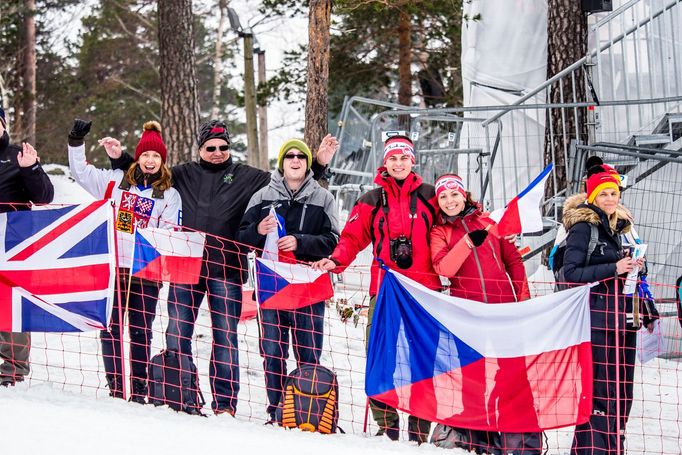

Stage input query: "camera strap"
[{"left": 381, "top": 188, "right": 418, "bottom": 241}]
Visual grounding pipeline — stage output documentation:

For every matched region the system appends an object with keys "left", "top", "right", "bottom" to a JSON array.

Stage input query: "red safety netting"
[{"left": 1, "top": 202, "right": 681, "bottom": 453}]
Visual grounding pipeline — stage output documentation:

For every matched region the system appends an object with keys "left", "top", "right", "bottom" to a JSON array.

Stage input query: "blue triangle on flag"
[
  {"left": 60, "top": 221, "right": 110, "bottom": 259},
  {"left": 4, "top": 205, "right": 77, "bottom": 252},
  {"left": 131, "top": 230, "right": 160, "bottom": 275},
  {"left": 20, "top": 295, "right": 109, "bottom": 332},
  {"left": 366, "top": 270, "right": 483, "bottom": 396},
  {"left": 256, "top": 259, "right": 290, "bottom": 304}
]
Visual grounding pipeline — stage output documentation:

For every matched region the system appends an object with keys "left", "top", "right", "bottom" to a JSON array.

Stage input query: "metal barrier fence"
[{"left": 329, "top": 0, "right": 682, "bottom": 294}]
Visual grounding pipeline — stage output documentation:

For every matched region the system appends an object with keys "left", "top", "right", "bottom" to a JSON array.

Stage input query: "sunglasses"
[
  {"left": 284, "top": 153, "right": 307, "bottom": 160},
  {"left": 205, "top": 145, "right": 229, "bottom": 152}
]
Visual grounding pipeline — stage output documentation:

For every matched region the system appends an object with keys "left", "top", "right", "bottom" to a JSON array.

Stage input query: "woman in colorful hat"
[{"left": 562, "top": 162, "right": 645, "bottom": 454}]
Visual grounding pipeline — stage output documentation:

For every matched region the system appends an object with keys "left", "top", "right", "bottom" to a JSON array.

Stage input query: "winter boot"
[
  {"left": 407, "top": 416, "right": 431, "bottom": 444},
  {"left": 376, "top": 419, "right": 400, "bottom": 441},
  {"left": 106, "top": 374, "right": 123, "bottom": 399},
  {"left": 130, "top": 378, "right": 147, "bottom": 404}
]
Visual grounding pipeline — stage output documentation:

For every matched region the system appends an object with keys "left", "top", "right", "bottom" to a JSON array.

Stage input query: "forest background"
[
  {"left": 0, "top": 0, "right": 581, "bottom": 171},
  {"left": 0, "top": 0, "right": 464, "bottom": 167}
]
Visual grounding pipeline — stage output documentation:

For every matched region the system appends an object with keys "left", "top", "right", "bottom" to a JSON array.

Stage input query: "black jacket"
[
  {"left": 562, "top": 193, "right": 634, "bottom": 330},
  {"left": 238, "top": 170, "right": 339, "bottom": 263},
  {"left": 112, "top": 152, "right": 327, "bottom": 280},
  {"left": 0, "top": 135, "right": 54, "bottom": 213}
]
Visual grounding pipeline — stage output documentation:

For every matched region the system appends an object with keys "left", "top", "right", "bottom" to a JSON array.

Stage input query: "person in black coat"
[
  {"left": 0, "top": 107, "right": 55, "bottom": 386},
  {"left": 562, "top": 163, "right": 646, "bottom": 455},
  {"left": 109, "top": 119, "right": 337, "bottom": 415}
]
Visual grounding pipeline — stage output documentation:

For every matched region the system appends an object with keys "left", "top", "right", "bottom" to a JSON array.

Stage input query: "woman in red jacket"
[
  {"left": 312, "top": 135, "right": 440, "bottom": 443},
  {"left": 429, "top": 174, "right": 539, "bottom": 455}
]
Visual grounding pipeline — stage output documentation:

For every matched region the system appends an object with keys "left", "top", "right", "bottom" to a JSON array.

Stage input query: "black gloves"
[
  {"left": 468, "top": 229, "right": 489, "bottom": 247},
  {"left": 68, "top": 119, "right": 92, "bottom": 147}
]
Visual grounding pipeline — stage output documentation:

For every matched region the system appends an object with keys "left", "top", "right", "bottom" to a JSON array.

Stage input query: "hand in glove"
[
  {"left": 68, "top": 119, "right": 92, "bottom": 147},
  {"left": 468, "top": 229, "right": 489, "bottom": 247}
]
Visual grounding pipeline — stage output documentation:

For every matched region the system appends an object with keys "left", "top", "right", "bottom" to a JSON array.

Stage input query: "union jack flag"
[{"left": 0, "top": 200, "right": 116, "bottom": 332}]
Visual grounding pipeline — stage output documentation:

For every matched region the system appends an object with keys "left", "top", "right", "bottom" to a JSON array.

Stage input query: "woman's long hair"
[{"left": 125, "top": 162, "right": 172, "bottom": 192}]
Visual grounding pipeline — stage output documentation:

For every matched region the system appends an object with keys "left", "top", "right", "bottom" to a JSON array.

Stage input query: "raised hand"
[
  {"left": 68, "top": 119, "right": 92, "bottom": 147},
  {"left": 98, "top": 137, "right": 123, "bottom": 159},
  {"left": 315, "top": 134, "right": 339, "bottom": 166},
  {"left": 17, "top": 142, "right": 38, "bottom": 168}
]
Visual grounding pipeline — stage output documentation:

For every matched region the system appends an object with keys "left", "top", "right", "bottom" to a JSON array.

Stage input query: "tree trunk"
[
  {"left": 158, "top": 0, "right": 199, "bottom": 165},
  {"left": 304, "top": 0, "right": 332, "bottom": 155},
  {"left": 210, "top": 0, "right": 227, "bottom": 120},
  {"left": 243, "top": 32, "right": 260, "bottom": 167},
  {"left": 545, "top": 0, "right": 587, "bottom": 206},
  {"left": 257, "top": 50, "right": 269, "bottom": 170},
  {"left": 21, "top": 0, "right": 36, "bottom": 144},
  {"left": 397, "top": 8, "right": 412, "bottom": 107}
]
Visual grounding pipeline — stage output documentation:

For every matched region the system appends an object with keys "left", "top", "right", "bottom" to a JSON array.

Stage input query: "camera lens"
[{"left": 396, "top": 254, "right": 413, "bottom": 269}]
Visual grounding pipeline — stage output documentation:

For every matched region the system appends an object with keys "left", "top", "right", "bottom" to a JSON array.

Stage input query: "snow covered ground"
[{"left": 2, "top": 168, "right": 682, "bottom": 454}]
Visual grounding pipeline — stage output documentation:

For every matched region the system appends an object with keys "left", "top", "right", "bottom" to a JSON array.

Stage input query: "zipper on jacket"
[
  {"left": 462, "top": 219, "right": 488, "bottom": 303},
  {"left": 299, "top": 201, "right": 308, "bottom": 232}
]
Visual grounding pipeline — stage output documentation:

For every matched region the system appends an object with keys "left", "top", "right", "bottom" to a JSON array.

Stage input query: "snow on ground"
[{"left": 2, "top": 168, "right": 682, "bottom": 453}]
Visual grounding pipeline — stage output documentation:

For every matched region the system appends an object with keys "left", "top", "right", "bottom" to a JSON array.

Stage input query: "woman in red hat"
[
  {"left": 562, "top": 163, "right": 644, "bottom": 454},
  {"left": 67, "top": 119, "right": 182, "bottom": 404}
]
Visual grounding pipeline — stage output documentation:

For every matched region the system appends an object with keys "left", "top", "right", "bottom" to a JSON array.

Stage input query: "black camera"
[{"left": 390, "top": 235, "right": 413, "bottom": 269}]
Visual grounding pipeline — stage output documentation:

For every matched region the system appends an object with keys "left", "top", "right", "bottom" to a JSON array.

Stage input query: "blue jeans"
[
  {"left": 166, "top": 277, "right": 242, "bottom": 412},
  {"left": 101, "top": 272, "right": 159, "bottom": 384},
  {"left": 260, "top": 301, "right": 325, "bottom": 416}
]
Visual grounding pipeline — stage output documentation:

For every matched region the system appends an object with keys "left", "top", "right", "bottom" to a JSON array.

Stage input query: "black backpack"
[
  {"left": 148, "top": 349, "right": 205, "bottom": 415},
  {"left": 276, "top": 365, "right": 340, "bottom": 434},
  {"left": 549, "top": 223, "right": 599, "bottom": 291}
]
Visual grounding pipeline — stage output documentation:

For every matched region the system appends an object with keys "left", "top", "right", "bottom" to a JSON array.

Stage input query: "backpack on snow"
[
  {"left": 276, "top": 364, "right": 340, "bottom": 434},
  {"left": 148, "top": 349, "right": 205, "bottom": 415},
  {"left": 548, "top": 223, "right": 599, "bottom": 291}
]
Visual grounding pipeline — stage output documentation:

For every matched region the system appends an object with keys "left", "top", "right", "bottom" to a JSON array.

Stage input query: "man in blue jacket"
[{"left": 0, "top": 107, "right": 55, "bottom": 386}]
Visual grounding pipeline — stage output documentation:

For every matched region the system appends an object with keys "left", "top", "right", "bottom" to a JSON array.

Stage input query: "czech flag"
[
  {"left": 262, "top": 205, "right": 296, "bottom": 264},
  {"left": 367, "top": 267, "right": 593, "bottom": 432},
  {"left": 131, "top": 228, "right": 205, "bottom": 284},
  {"left": 255, "top": 257, "right": 333, "bottom": 310},
  {"left": 489, "top": 163, "right": 553, "bottom": 236}
]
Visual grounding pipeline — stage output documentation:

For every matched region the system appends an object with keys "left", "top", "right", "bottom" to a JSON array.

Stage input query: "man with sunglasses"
[
  {"left": 109, "top": 119, "right": 337, "bottom": 416},
  {"left": 239, "top": 138, "right": 339, "bottom": 423}
]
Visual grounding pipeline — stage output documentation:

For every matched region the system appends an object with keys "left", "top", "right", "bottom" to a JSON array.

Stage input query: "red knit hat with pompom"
[{"left": 135, "top": 121, "right": 167, "bottom": 162}]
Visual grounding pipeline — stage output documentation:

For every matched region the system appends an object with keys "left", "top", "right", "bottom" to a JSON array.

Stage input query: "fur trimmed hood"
[{"left": 562, "top": 193, "right": 632, "bottom": 233}]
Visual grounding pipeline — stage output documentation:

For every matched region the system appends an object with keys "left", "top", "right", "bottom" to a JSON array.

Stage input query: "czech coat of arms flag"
[
  {"left": 131, "top": 228, "right": 206, "bottom": 285},
  {"left": 0, "top": 200, "right": 115, "bottom": 332},
  {"left": 255, "top": 257, "right": 333, "bottom": 310},
  {"left": 489, "top": 163, "right": 553, "bottom": 236},
  {"left": 367, "top": 267, "right": 593, "bottom": 432}
]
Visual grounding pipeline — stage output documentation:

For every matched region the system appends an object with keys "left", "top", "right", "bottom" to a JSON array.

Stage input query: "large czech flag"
[
  {"left": 131, "top": 228, "right": 205, "bottom": 284},
  {"left": 367, "top": 267, "right": 593, "bottom": 432},
  {"left": 255, "top": 257, "right": 333, "bottom": 310}
]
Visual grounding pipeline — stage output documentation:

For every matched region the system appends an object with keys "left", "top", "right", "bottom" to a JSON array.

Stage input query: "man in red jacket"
[{"left": 312, "top": 135, "right": 439, "bottom": 443}]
